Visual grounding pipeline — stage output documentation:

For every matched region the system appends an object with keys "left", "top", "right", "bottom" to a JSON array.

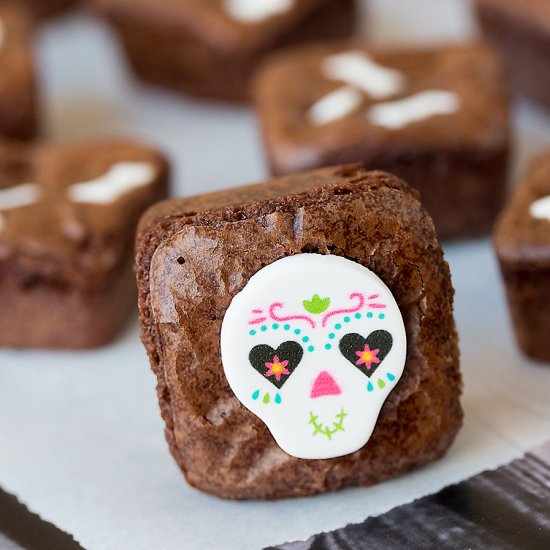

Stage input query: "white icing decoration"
[
  {"left": 322, "top": 51, "right": 406, "bottom": 100},
  {"left": 67, "top": 162, "right": 156, "bottom": 204},
  {"left": 308, "top": 86, "right": 363, "bottom": 126},
  {"left": 529, "top": 195, "right": 550, "bottom": 222},
  {"left": 224, "top": 0, "right": 293, "bottom": 23},
  {"left": 368, "top": 90, "right": 461, "bottom": 130},
  {"left": 220, "top": 254, "right": 407, "bottom": 460},
  {"left": 0, "top": 183, "right": 41, "bottom": 232}
]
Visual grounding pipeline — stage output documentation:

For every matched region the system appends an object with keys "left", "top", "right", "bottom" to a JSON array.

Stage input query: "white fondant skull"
[{"left": 221, "top": 254, "right": 407, "bottom": 459}]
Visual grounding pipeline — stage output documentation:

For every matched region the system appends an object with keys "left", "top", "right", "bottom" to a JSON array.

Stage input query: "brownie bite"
[
  {"left": 494, "top": 152, "right": 550, "bottom": 362},
  {"left": 0, "top": 139, "right": 168, "bottom": 349},
  {"left": 475, "top": 0, "right": 550, "bottom": 109},
  {"left": 0, "top": 0, "right": 80, "bottom": 20},
  {"left": 136, "top": 164, "right": 462, "bottom": 500},
  {"left": 0, "top": 4, "right": 37, "bottom": 141},
  {"left": 254, "top": 42, "right": 511, "bottom": 239},
  {"left": 94, "top": 0, "right": 357, "bottom": 102}
]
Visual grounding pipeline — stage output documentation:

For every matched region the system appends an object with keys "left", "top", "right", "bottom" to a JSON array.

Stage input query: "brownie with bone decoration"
[
  {"left": 475, "top": 0, "right": 550, "bottom": 109},
  {"left": 0, "top": 4, "right": 37, "bottom": 141},
  {"left": 93, "top": 0, "right": 357, "bottom": 102},
  {"left": 254, "top": 42, "right": 511, "bottom": 239},
  {"left": 136, "top": 163, "right": 462, "bottom": 499},
  {"left": 0, "top": 139, "right": 168, "bottom": 349},
  {"left": 494, "top": 152, "right": 550, "bottom": 362}
]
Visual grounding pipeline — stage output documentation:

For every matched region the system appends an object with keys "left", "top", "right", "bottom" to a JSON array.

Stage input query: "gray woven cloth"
[{"left": 267, "top": 441, "right": 550, "bottom": 550}]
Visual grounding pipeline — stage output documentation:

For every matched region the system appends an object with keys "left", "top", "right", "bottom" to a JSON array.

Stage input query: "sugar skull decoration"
[{"left": 221, "top": 254, "right": 407, "bottom": 459}]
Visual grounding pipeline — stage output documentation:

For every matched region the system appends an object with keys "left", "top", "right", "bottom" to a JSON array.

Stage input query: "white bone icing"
[
  {"left": 0, "top": 183, "right": 41, "bottom": 232},
  {"left": 67, "top": 162, "right": 156, "bottom": 204},
  {"left": 529, "top": 195, "right": 550, "bottom": 222},
  {"left": 322, "top": 51, "right": 406, "bottom": 100},
  {"left": 308, "top": 86, "right": 363, "bottom": 126},
  {"left": 224, "top": 0, "right": 293, "bottom": 23},
  {"left": 368, "top": 90, "right": 461, "bottom": 130},
  {"left": 221, "top": 254, "right": 407, "bottom": 460}
]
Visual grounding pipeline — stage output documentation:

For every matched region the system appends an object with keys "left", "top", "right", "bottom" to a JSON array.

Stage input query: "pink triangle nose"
[{"left": 311, "top": 371, "right": 342, "bottom": 399}]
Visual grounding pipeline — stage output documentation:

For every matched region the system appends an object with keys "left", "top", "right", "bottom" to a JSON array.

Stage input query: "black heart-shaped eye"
[
  {"left": 339, "top": 330, "right": 393, "bottom": 378},
  {"left": 249, "top": 342, "right": 304, "bottom": 389}
]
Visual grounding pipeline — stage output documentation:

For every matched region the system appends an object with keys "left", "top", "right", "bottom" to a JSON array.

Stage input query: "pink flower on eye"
[
  {"left": 264, "top": 355, "right": 290, "bottom": 382},
  {"left": 355, "top": 344, "right": 380, "bottom": 370}
]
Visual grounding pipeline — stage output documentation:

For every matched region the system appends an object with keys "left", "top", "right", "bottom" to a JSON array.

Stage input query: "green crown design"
[{"left": 303, "top": 294, "right": 331, "bottom": 314}]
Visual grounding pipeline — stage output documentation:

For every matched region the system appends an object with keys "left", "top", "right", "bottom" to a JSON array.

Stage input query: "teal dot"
[
  {"left": 252, "top": 390, "right": 260, "bottom": 400},
  {"left": 308, "top": 345, "right": 315, "bottom": 352},
  {"left": 344, "top": 316, "right": 351, "bottom": 323},
  {"left": 328, "top": 333, "right": 335, "bottom": 340},
  {"left": 367, "top": 381, "right": 374, "bottom": 392},
  {"left": 335, "top": 323, "right": 342, "bottom": 330},
  {"left": 302, "top": 336, "right": 310, "bottom": 343},
  {"left": 249, "top": 330, "right": 257, "bottom": 336},
  {"left": 367, "top": 312, "right": 374, "bottom": 319},
  {"left": 284, "top": 324, "right": 290, "bottom": 330},
  {"left": 272, "top": 323, "right": 279, "bottom": 330},
  {"left": 355, "top": 313, "right": 361, "bottom": 319},
  {"left": 261, "top": 325, "right": 267, "bottom": 332},
  {"left": 325, "top": 343, "right": 332, "bottom": 350},
  {"left": 294, "top": 329, "right": 301, "bottom": 335},
  {"left": 379, "top": 313, "right": 385, "bottom": 320},
  {"left": 275, "top": 394, "right": 282, "bottom": 405},
  {"left": 387, "top": 372, "right": 396, "bottom": 382}
]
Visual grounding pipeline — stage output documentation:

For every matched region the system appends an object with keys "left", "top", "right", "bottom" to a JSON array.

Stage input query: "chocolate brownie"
[
  {"left": 494, "top": 152, "right": 550, "bottom": 362},
  {"left": 254, "top": 42, "right": 511, "bottom": 239},
  {"left": 475, "top": 0, "right": 550, "bottom": 109},
  {"left": 0, "top": 139, "right": 168, "bottom": 349},
  {"left": 0, "top": 0, "right": 80, "bottom": 20},
  {"left": 136, "top": 164, "right": 462, "bottom": 499},
  {"left": 94, "top": 0, "right": 357, "bottom": 102},
  {"left": 0, "top": 4, "right": 37, "bottom": 141}
]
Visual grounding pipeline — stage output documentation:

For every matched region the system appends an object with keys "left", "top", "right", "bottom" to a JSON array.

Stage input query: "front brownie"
[
  {"left": 0, "top": 0, "right": 79, "bottom": 20},
  {"left": 494, "top": 152, "right": 550, "bottom": 362},
  {"left": 475, "top": 0, "right": 550, "bottom": 109},
  {"left": 0, "top": 5, "right": 37, "bottom": 141},
  {"left": 254, "top": 42, "right": 510, "bottom": 239},
  {"left": 94, "top": 0, "right": 357, "bottom": 102},
  {"left": 0, "top": 139, "right": 168, "bottom": 349},
  {"left": 136, "top": 164, "right": 462, "bottom": 499}
]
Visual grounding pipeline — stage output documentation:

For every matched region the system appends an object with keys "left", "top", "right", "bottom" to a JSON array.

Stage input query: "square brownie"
[
  {"left": 0, "top": 4, "right": 37, "bottom": 141},
  {"left": 0, "top": 139, "right": 168, "bottom": 349},
  {"left": 254, "top": 42, "right": 511, "bottom": 239},
  {"left": 94, "top": 0, "right": 357, "bottom": 102},
  {"left": 475, "top": 0, "right": 550, "bottom": 109},
  {"left": 136, "top": 164, "right": 462, "bottom": 499},
  {"left": 494, "top": 152, "right": 550, "bottom": 362}
]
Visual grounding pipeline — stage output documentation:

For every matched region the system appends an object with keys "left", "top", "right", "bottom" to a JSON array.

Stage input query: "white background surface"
[{"left": 1, "top": 1, "right": 550, "bottom": 549}]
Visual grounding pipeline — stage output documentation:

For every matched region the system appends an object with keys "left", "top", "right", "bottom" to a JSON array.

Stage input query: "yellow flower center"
[
  {"left": 361, "top": 351, "right": 374, "bottom": 363},
  {"left": 271, "top": 362, "right": 284, "bottom": 374}
]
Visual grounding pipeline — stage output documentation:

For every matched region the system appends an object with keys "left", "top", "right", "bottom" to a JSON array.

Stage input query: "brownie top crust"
[
  {"left": 254, "top": 42, "right": 509, "bottom": 174},
  {"left": 137, "top": 164, "right": 461, "bottom": 499},
  {"left": 95, "top": 0, "right": 339, "bottom": 53},
  {"left": 475, "top": 0, "right": 550, "bottom": 31},
  {"left": 494, "top": 151, "right": 550, "bottom": 264},
  {"left": 0, "top": 139, "right": 168, "bottom": 289}
]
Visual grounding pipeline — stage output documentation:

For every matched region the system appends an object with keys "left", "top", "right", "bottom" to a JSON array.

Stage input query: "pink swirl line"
[
  {"left": 269, "top": 303, "right": 316, "bottom": 329},
  {"left": 368, "top": 294, "right": 379, "bottom": 300},
  {"left": 368, "top": 303, "right": 386, "bottom": 309},
  {"left": 322, "top": 293, "right": 365, "bottom": 327}
]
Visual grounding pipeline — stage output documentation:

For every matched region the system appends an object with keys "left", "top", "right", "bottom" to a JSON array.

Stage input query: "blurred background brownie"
[
  {"left": 94, "top": 0, "right": 357, "bottom": 102},
  {"left": 0, "top": 0, "right": 80, "bottom": 20},
  {"left": 136, "top": 164, "right": 462, "bottom": 499},
  {"left": 494, "top": 152, "right": 550, "bottom": 362},
  {"left": 475, "top": 0, "right": 550, "bottom": 109},
  {"left": 0, "top": 4, "right": 37, "bottom": 141},
  {"left": 254, "top": 42, "right": 511, "bottom": 239},
  {"left": 0, "top": 139, "right": 168, "bottom": 349}
]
